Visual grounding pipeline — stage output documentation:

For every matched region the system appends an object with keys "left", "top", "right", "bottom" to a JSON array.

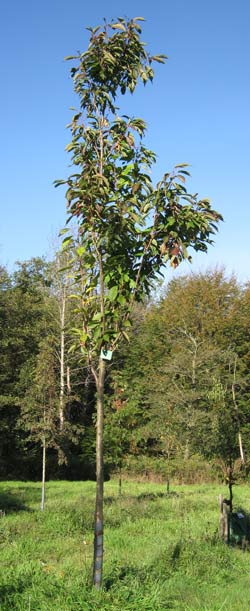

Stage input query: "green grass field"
[{"left": 1, "top": 479, "right": 250, "bottom": 611}]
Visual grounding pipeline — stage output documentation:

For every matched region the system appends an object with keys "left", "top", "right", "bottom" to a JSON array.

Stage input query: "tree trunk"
[
  {"left": 41, "top": 436, "right": 46, "bottom": 511},
  {"left": 59, "top": 288, "right": 66, "bottom": 430},
  {"left": 166, "top": 478, "right": 170, "bottom": 494},
  {"left": 232, "top": 355, "right": 245, "bottom": 465},
  {"left": 219, "top": 494, "right": 230, "bottom": 543},
  {"left": 229, "top": 481, "right": 233, "bottom": 513},
  {"left": 93, "top": 357, "right": 106, "bottom": 589},
  {"left": 238, "top": 432, "right": 245, "bottom": 464},
  {"left": 119, "top": 464, "right": 122, "bottom": 496},
  {"left": 228, "top": 457, "right": 233, "bottom": 513}
]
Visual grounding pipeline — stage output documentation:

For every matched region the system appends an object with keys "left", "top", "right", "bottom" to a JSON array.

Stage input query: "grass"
[{"left": 1, "top": 479, "right": 250, "bottom": 610}]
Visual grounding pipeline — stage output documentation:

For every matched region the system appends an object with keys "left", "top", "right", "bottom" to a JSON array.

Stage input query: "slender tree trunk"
[
  {"left": 119, "top": 464, "right": 122, "bottom": 496},
  {"left": 91, "top": 233, "right": 106, "bottom": 588},
  {"left": 93, "top": 357, "right": 106, "bottom": 589},
  {"left": 166, "top": 446, "right": 170, "bottom": 493},
  {"left": 229, "top": 481, "right": 233, "bottom": 513},
  {"left": 184, "top": 439, "right": 190, "bottom": 460},
  {"left": 238, "top": 432, "right": 245, "bottom": 464},
  {"left": 67, "top": 366, "right": 71, "bottom": 394},
  {"left": 41, "top": 436, "right": 46, "bottom": 511},
  {"left": 231, "top": 356, "right": 245, "bottom": 464},
  {"left": 59, "top": 288, "right": 66, "bottom": 430},
  {"left": 228, "top": 457, "right": 233, "bottom": 513}
]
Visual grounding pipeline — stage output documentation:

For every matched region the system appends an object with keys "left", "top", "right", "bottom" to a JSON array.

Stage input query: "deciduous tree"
[
  {"left": 57, "top": 17, "right": 222, "bottom": 587},
  {"left": 20, "top": 338, "right": 59, "bottom": 510}
]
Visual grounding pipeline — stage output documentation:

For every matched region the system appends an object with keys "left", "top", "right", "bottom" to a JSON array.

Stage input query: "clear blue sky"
[{"left": 1, "top": 0, "right": 250, "bottom": 282}]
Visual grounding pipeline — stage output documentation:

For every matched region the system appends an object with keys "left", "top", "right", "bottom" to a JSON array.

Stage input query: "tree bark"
[
  {"left": 59, "top": 286, "right": 66, "bottom": 430},
  {"left": 238, "top": 432, "right": 245, "bottom": 465},
  {"left": 93, "top": 357, "right": 106, "bottom": 589},
  {"left": 228, "top": 457, "right": 233, "bottom": 513},
  {"left": 119, "top": 464, "right": 122, "bottom": 496},
  {"left": 232, "top": 354, "right": 245, "bottom": 464}
]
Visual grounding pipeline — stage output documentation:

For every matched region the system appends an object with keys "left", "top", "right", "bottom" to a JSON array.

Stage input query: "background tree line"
[{"left": 0, "top": 260, "right": 249, "bottom": 484}]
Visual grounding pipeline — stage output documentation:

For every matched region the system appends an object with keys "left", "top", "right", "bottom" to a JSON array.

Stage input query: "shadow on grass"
[
  {"left": 172, "top": 541, "right": 182, "bottom": 562},
  {"left": 0, "top": 581, "right": 28, "bottom": 605},
  {"left": 0, "top": 486, "right": 41, "bottom": 513},
  {"left": 104, "top": 490, "right": 179, "bottom": 505},
  {"left": 103, "top": 547, "right": 179, "bottom": 602},
  {"left": 104, "top": 562, "right": 156, "bottom": 590},
  {"left": 137, "top": 491, "right": 179, "bottom": 501}
]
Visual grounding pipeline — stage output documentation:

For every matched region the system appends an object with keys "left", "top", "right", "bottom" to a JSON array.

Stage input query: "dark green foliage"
[
  {"left": 0, "top": 263, "right": 250, "bottom": 483},
  {"left": 0, "top": 259, "right": 95, "bottom": 481},
  {"left": 106, "top": 270, "right": 250, "bottom": 489},
  {"left": 0, "top": 260, "right": 50, "bottom": 478}
]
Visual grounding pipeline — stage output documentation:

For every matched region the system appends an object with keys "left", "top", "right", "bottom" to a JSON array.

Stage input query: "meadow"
[{"left": 1, "top": 479, "right": 250, "bottom": 611}]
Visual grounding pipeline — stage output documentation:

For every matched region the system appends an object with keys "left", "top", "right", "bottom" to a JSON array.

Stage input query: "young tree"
[
  {"left": 104, "top": 374, "right": 135, "bottom": 495},
  {"left": 205, "top": 350, "right": 249, "bottom": 510},
  {"left": 56, "top": 17, "right": 222, "bottom": 587},
  {"left": 20, "top": 338, "right": 59, "bottom": 510},
  {"left": 47, "top": 250, "right": 74, "bottom": 430}
]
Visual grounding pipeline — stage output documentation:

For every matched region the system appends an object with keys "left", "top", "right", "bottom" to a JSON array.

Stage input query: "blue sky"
[{"left": 1, "top": 0, "right": 250, "bottom": 282}]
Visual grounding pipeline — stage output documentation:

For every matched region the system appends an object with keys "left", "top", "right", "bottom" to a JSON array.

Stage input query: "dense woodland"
[{"left": 1, "top": 260, "right": 249, "bottom": 485}]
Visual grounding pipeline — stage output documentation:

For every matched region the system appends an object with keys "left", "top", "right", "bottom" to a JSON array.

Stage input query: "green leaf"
[
  {"left": 102, "top": 333, "right": 111, "bottom": 342},
  {"left": 123, "top": 318, "right": 132, "bottom": 327},
  {"left": 111, "top": 23, "right": 126, "bottom": 31},
  {"left": 129, "top": 279, "right": 137, "bottom": 289},
  {"left": 76, "top": 246, "right": 85, "bottom": 257},
  {"left": 143, "top": 202, "right": 152, "bottom": 213},
  {"left": 177, "top": 174, "right": 186, "bottom": 183},
  {"left": 64, "top": 55, "right": 78, "bottom": 61},
  {"left": 118, "top": 295, "right": 126, "bottom": 306},
  {"left": 94, "top": 173, "right": 110, "bottom": 187},
  {"left": 151, "top": 54, "right": 168, "bottom": 63},
  {"left": 167, "top": 217, "right": 176, "bottom": 227},
  {"left": 54, "top": 179, "right": 66, "bottom": 188},
  {"left": 71, "top": 327, "right": 82, "bottom": 335},
  {"left": 68, "top": 344, "right": 77, "bottom": 354},
  {"left": 65, "top": 143, "right": 75, "bottom": 152},
  {"left": 121, "top": 164, "right": 134, "bottom": 176},
  {"left": 108, "top": 286, "right": 118, "bottom": 301},
  {"left": 62, "top": 236, "right": 73, "bottom": 247}
]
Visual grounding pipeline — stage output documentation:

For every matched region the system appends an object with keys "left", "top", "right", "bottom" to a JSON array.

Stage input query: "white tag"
[{"left": 101, "top": 349, "right": 113, "bottom": 361}]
